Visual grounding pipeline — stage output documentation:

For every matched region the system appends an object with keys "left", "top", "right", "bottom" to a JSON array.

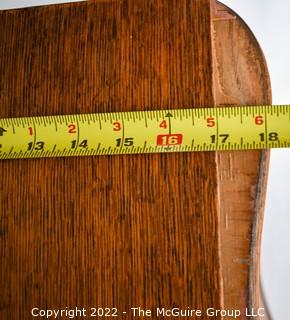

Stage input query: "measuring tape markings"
[{"left": 0, "top": 105, "right": 290, "bottom": 160}]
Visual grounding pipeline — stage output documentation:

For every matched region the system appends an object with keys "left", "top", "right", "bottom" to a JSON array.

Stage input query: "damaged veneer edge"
[{"left": 211, "top": 1, "right": 271, "bottom": 319}]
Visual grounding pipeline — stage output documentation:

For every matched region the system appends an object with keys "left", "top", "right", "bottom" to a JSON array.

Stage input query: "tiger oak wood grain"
[{"left": 0, "top": 1, "right": 223, "bottom": 319}]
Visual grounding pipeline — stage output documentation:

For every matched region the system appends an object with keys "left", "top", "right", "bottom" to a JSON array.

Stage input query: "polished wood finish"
[
  {"left": 0, "top": 1, "right": 222, "bottom": 319},
  {"left": 0, "top": 1, "right": 270, "bottom": 319}
]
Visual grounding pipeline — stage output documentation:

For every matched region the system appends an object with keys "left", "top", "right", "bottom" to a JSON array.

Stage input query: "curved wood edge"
[{"left": 211, "top": 1, "right": 271, "bottom": 319}]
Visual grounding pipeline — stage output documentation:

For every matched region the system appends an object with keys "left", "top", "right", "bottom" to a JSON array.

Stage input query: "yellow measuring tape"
[{"left": 0, "top": 105, "right": 289, "bottom": 160}]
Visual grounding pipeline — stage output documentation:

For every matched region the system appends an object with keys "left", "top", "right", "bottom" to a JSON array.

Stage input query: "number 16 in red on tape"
[{"left": 157, "top": 134, "right": 183, "bottom": 146}]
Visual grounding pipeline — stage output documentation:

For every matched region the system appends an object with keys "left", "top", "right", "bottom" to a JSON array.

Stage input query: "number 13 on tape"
[{"left": 0, "top": 105, "right": 289, "bottom": 160}]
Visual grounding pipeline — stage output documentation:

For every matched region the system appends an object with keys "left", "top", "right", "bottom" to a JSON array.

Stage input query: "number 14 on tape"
[{"left": 0, "top": 105, "right": 289, "bottom": 159}]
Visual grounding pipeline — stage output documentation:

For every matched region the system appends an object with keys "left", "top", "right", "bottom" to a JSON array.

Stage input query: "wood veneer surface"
[{"left": 0, "top": 1, "right": 223, "bottom": 319}]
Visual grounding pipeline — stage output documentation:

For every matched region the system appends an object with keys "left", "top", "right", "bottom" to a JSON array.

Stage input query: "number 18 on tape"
[{"left": 0, "top": 105, "right": 289, "bottom": 160}]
